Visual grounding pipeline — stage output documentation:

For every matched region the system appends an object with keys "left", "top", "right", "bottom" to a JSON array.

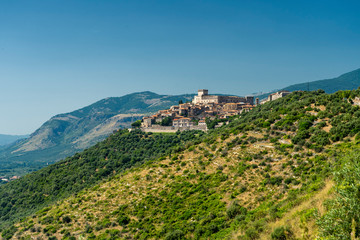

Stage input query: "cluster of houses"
[
  {"left": 141, "top": 89, "right": 257, "bottom": 132},
  {"left": 138, "top": 89, "right": 292, "bottom": 132},
  {"left": 139, "top": 89, "right": 293, "bottom": 132},
  {"left": 1, "top": 175, "right": 20, "bottom": 182}
]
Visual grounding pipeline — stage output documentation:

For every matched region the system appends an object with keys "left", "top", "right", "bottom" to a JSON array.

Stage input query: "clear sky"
[{"left": 1, "top": 0, "right": 360, "bottom": 134}]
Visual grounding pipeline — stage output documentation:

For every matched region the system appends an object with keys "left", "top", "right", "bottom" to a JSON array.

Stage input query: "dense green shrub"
[
  {"left": 271, "top": 226, "right": 293, "bottom": 240},
  {"left": 165, "top": 230, "right": 184, "bottom": 240},
  {"left": 117, "top": 215, "right": 130, "bottom": 226},
  {"left": 226, "top": 201, "right": 247, "bottom": 219},
  {"left": 310, "top": 130, "right": 330, "bottom": 146},
  {"left": 62, "top": 215, "right": 71, "bottom": 224}
]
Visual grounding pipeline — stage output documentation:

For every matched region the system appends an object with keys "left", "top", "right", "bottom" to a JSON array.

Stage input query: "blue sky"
[{"left": 1, "top": 0, "right": 360, "bottom": 134}]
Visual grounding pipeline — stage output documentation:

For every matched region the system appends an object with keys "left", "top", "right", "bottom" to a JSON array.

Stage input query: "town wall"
[{"left": 141, "top": 125, "right": 207, "bottom": 133}]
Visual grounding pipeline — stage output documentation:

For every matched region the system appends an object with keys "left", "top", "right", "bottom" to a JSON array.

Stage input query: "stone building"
[
  {"left": 142, "top": 117, "right": 153, "bottom": 128},
  {"left": 192, "top": 89, "right": 219, "bottom": 104},
  {"left": 267, "top": 91, "right": 291, "bottom": 101},
  {"left": 172, "top": 118, "right": 194, "bottom": 127},
  {"left": 192, "top": 89, "right": 254, "bottom": 105},
  {"left": 198, "top": 119, "right": 206, "bottom": 126},
  {"left": 223, "top": 103, "right": 240, "bottom": 111}
]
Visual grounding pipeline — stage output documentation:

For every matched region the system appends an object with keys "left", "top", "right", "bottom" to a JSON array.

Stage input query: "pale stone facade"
[
  {"left": 142, "top": 117, "right": 153, "bottom": 128},
  {"left": 172, "top": 118, "right": 194, "bottom": 127},
  {"left": 192, "top": 89, "right": 254, "bottom": 105},
  {"left": 267, "top": 91, "right": 291, "bottom": 101},
  {"left": 261, "top": 90, "right": 291, "bottom": 104}
]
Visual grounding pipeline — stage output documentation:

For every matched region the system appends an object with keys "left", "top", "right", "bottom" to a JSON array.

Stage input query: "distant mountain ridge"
[
  {"left": 0, "top": 91, "right": 194, "bottom": 176},
  {"left": 284, "top": 68, "right": 360, "bottom": 92},
  {"left": 0, "top": 134, "right": 28, "bottom": 146},
  {"left": 257, "top": 68, "right": 360, "bottom": 100}
]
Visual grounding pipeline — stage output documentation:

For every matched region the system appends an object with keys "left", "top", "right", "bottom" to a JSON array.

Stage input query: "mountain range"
[
  {"left": 257, "top": 68, "right": 360, "bottom": 100},
  {"left": 0, "top": 92, "right": 194, "bottom": 176}
]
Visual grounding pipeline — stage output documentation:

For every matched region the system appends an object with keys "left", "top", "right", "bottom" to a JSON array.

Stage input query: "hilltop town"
[
  {"left": 139, "top": 89, "right": 292, "bottom": 132},
  {"left": 139, "top": 89, "right": 254, "bottom": 132}
]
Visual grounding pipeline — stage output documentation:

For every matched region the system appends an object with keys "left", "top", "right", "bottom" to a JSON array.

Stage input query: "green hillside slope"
[
  {"left": 0, "top": 92, "right": 194, "bottom": 177},
  {"left": 0, "top": 130, "right": 203, "bottom": 229},
  {"left": 3, "top": 89, "right": 360, "bottom": 239}
]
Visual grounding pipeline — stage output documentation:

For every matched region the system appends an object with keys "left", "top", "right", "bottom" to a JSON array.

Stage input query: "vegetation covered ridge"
[
  {"left": 0, "top": 129, "right": 204, "bottom": 230},
  {"left": 4, "top": 89, "right": 360, "bottom": 239}
]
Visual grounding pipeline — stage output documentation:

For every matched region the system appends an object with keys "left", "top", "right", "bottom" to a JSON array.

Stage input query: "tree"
[
  {"left": 178, "top": 100, "right": 183, "bottom": 104},
  {"left": 161, "top": 117, "right": 172, "bottom": 126},
  {"left": 131, "top": 120, "right": 141, "bottom": 128}
]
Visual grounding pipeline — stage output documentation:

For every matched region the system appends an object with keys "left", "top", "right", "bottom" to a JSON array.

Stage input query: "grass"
[{"left": 257, "top": 180, "right": 333, "bottom": 240}]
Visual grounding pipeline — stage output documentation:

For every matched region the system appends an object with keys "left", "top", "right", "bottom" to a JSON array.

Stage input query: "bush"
[
  {"left": 165, "top": 229, "right": 184, "bottom": 240},
  {"left": 62, "top": 215, "right": 71, "bottom": 223},
  {"left": 1, "top": 226, "right": 18, "bottom": 240},
  {"left": 226, "top": 201, "right": 247, "bottom": 219},
  {"left": 244, "top": 227, "right": 259, "bottom": 240},
  {"left": 271, "top": 226, "right": 293, "bottom": 240},
  {"left": 117, "top": 215, "right": 130, "bottom": 226},
  {"left": 310, "top": 130, "right": 330, "bottom": 146},
  {"left": 298, "top": 120, "right": 313, "bottom": 131}
]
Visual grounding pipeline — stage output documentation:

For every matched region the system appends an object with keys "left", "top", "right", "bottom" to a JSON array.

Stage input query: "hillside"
[
  {"left": 0, "top": 92, "right": 194, "bottom": 177},
  {"left": 257, "top": 68, "right": 360, "bottom": 100},
  {"left": 2, "top": 89, "right": 360, "bottom": 239}
]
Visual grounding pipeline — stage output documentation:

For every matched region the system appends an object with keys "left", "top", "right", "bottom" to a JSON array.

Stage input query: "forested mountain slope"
[
  {"left": 0, "top": 91, "right": 194, "bottom": 177},
  {"left": 284, "top": 68, "right": 360, "bottom": 93},
  {"left": 3, "top": 89, "right": 360, "bottom": 239}
]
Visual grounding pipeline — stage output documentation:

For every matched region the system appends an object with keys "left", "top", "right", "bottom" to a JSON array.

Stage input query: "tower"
[
  {"left": 245, "top": 96, "right": 254, "bottom": 105},
  {"left": 198, "top": 89, "right": 208, "bottom": 97}
]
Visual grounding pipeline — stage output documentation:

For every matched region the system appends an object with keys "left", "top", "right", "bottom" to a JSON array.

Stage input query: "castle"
[
  {"left": 193, "top": 89, "right": 254, "bottom": 105},
  {"left": 140, "top": 89, "right": 256, "bottom": 132}
]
